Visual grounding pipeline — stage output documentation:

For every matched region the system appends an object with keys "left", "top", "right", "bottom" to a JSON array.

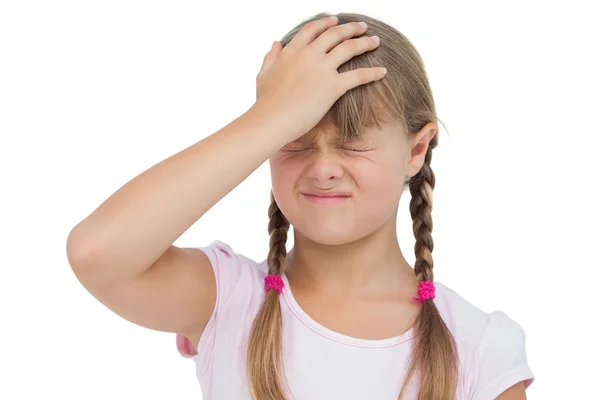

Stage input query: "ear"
[{"left": 406, "top": 122, "right": 438, "bottom": 179}]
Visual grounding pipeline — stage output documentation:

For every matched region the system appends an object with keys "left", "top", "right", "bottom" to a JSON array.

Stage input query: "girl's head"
[
  {"left": 250, "top": 12, "right": 459, "bottom": 400},
  {"left": 269, "top": 14, "right": 439, "bottom": 246},
  {"left": 270, "top": 117, "right": 437, "bottom": 246}
]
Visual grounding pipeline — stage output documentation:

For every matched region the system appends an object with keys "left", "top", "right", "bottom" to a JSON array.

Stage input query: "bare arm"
[
  {"left": 67, "top": 107, "right": 284, "bottom": 288},
  {"left": 66, "top": 16, "right": 384, "bottom": 341},
  {"left": 495, "top": 382, "right": 526, "bottom": 400},
  {"left": 67, "top": 106, "right": 288, "bottom": 334}
]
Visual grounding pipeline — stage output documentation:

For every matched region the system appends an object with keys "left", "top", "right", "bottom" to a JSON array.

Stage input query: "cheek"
[
  {"left": 350, "top": 161, "right": 404, "bottom": 229},
  {"left": 352, "top": 157, "right": 405, "bottom": 200},
  {"left": 269, "top": 157, "right": 301, "bottom": 203}
]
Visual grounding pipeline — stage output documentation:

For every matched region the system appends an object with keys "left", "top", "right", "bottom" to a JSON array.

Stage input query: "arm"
[
  {"left": 66, "top": 106, "right": 289, "bottom": 336},
  {"left": 66, "top": 15, "right": 385, "bottom": 342},
  {"left": 495, "top": 381, "right": 526, "bottom": 400}
]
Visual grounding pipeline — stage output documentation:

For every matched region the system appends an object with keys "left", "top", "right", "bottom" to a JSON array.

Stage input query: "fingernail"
[{"left": 359, "top": 22, "right": 367, "bottom": 28}]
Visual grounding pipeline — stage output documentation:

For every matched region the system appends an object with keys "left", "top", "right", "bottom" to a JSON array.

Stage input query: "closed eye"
[
  {"left": 337, "top": 146, "right": 372, "bottom": 152},
  {"left": 282, "top": 146, "right": 311, "bottom": 153}
]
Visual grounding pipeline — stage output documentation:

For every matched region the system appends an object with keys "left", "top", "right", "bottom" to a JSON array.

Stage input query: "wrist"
[{"left": 244, "top": 102, "right": 300, "bottom": 146}]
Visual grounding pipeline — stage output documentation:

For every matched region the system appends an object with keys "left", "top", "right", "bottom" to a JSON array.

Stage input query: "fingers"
[
  {"left": 257, "top": 17, "right": 386, "bottom": 99},
  {"left": 339, "top": 67, "right": 388, "bottom": 92},
  {"left": 327, "top": 35, "right": 381, "bottom": 67},
  {"left": 310, "top": 21, "right": 369, "bottom": 54},
  {"left": 285, "top": 15, "right": 339, "bottom": 52}
]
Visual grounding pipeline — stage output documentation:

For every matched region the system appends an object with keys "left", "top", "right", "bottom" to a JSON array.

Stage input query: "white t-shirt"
[{"left": 176, "top": 241, "right": 534, "bottom": 399}]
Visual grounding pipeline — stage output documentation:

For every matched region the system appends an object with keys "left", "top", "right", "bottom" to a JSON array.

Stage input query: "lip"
[{"left": 301, "top": 191, "right": 351, "bottom": 205}]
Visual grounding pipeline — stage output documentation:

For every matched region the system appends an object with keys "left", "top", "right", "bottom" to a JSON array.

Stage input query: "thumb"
[{"left": 258, "top": 41, "right": 282, "bottom": 75}]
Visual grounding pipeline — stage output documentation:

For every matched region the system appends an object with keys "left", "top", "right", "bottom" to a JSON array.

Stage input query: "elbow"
[{"left": 66, "top": 225, "right": 94, "bottom": 270}]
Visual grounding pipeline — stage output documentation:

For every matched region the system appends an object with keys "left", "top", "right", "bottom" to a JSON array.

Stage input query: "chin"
[{"left": 295, "top": 219, "right": 367, "bottom": 246}]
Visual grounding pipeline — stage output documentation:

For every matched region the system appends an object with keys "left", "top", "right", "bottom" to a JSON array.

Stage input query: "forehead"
[{"left": 296, "top": 119, "right": 403, "bottom": 143}]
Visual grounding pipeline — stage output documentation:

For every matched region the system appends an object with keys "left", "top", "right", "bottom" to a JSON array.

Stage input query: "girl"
[{"left": 67, "top": 12, "right": 534, "bottom": 400}]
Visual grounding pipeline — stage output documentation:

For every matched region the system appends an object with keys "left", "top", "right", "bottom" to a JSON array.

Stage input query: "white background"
[{"left": 1, "top": 1, "right": 598, "bottom": 399}]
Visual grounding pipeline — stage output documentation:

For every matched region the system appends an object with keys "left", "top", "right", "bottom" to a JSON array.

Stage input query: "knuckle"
[
  {"left": 341, "top": 37, "right": 369, "bottom": 53},
  {"left": 359, "top": 36, "right": 373, "bottom": 48},
  {"left": 325, "top": 23, "right": 348, "bottom": 38},
  {"left": 306, "top": 19, "right": 324, "bottom": 31},
  {"left": 342, "top": 38, "right": 361, "bottom": 52},
  {"left": 342, "top": 22, "right": 359, "bottom": 36},
  {"left": 358, "top": 69, "right": 373, "bottom": 82},
  {"left": 298, "top": 23, "right": 312, "bottom": 35}
]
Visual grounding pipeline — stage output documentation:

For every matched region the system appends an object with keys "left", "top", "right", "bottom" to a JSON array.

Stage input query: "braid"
[
  {"left": 246, "top": 192, "right": 291, "bottom": 400},
  {"left": 408, "top": 145, "right": 435, "bottom": 283},
  {"left": 267, "top": 191, "right": 290, "bottom": 276},
  {"left": 399, "top": 134, "right": 459, "bottom": 400}
]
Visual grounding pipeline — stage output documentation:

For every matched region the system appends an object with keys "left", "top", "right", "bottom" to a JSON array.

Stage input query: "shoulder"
[
  {"left": 433, "top": 282, "right": 535, "bottom": 399},
  {"left": 198, "top": 239, "right": 266, "bottom": 268},
  {"left": 178, "top": 241, "right": 269, "bottom": 356},
  {"left": 433, "top": 282, "right": 527, "bottom": 346},
  {"left": 196, "top": 240, "right": 269, "bottom": 296},
  {"left": 198, "top": 240, "right": 268, "bottom": 275},
  {"left": 197, "top": 240, "right": 268, "bottom": 338},
  {"left": 432, "top": 282, "right": 498, "bottom": 340}
]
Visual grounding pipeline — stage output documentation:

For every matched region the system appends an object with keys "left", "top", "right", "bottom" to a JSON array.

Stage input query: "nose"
[{"left": 305, "top": 150, "right": 344, "bottom": 184}]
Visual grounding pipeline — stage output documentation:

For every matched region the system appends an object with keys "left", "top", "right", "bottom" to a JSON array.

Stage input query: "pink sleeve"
[
  {"left": 469, "top": 311, "right": 534, "bottom": 399},
  {"left": 176, "top": 240, "right": 244, "bottom": 358}
]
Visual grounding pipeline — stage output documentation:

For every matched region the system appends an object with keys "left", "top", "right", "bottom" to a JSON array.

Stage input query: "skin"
[
  {"left": 269, "top": 118, "right": 528, "bottom": 399},
  {"left": 269, "top": 117, "right": 437, "bottom": 339},
  {"left": 497, "top": 382, "right": 527, "bottom": 399}
]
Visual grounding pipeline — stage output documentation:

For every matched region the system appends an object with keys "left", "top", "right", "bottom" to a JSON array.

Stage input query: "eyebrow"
[{"left": 294, "top": 130, "right": 375, "bottom": 145}]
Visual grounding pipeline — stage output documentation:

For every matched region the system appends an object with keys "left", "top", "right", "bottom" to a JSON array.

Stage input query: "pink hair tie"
[
  {"left": 412, "top": 280, "right": 435, "bottom": 303},
  {"left": 265, "top": 274, "right": 284, "bottom": 294}
]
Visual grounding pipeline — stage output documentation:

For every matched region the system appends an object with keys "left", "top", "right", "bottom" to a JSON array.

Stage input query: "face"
[{"left": 269, "top": 118, "right": 436, "bottom": 246}]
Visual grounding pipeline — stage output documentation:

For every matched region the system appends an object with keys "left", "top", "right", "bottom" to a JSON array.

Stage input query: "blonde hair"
[{"left": 247, "top": 12, "right": 459, "bottom": 400}]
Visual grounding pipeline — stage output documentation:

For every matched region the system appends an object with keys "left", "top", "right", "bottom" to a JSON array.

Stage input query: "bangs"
[
  {"left": 279, "top": 13, "right": 406, "bottom": 142},
  {"left": 324, "top": 50, "right": 404, "bottom": 142}
]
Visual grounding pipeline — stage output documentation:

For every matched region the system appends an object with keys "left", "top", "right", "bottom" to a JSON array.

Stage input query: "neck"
[{"left": 285, "top": 215, "right": 417, "bottom": 298}]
